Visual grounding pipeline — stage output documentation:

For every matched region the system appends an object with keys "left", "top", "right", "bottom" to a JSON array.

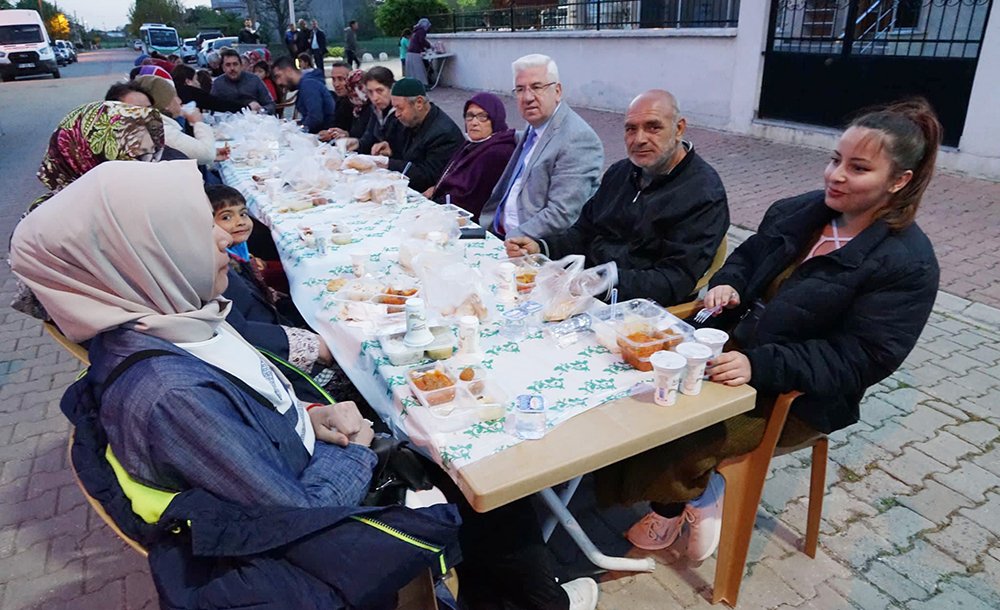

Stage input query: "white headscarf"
[{"left": 10, "top": 160, "right": 231, "bottom": 344}]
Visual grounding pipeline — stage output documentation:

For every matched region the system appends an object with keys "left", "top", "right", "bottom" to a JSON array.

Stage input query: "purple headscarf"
[{"left": 464, "top": 92, "right": 508, "bottom": 133}]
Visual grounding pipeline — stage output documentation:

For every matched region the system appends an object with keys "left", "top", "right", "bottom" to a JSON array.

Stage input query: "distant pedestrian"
[
  {"left": 295, "top": 19, "right": 310, "bottom": 56},
  {"left": 344, "top": 20, "right": 360, "bottom": 70},
  {"left": 309, "top": 19, "right": 327, "bottom": 73},
  {"left": 284, "top": 23, "right": 297, "bottom": 56},
  {"left": 405, "top": 18, "right": 431, "bottom": 86},
  {"left": 238, "top": 19, "right": 260, "bottom": 44},
  {"left": 399, "top": 28, "right": 410, "bottom": 72}
]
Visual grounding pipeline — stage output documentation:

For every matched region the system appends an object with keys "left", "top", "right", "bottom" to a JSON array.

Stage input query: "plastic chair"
[
  {"left": 275, "top": 89, "right": 298, "bottom": 120},
  {"left": 68, "top": 431, "right": 149, "bottom": 557},
  {"left": 666, "top": 239, "right": 727, "bottom": 319},
  {"left": 43, "top": 322, "right": 89, "bottom": 366},
  {"left": 711, "top": 391, "right": 829, "bottom": 607}
]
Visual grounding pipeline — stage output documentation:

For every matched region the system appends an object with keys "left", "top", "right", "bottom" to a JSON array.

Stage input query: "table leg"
[
  {"left": 537, "top": 487, "right": 656, "bottom": 573},
  {"left": 541, "top": 476, "right": 583, "bottom": 542},
  {"left": 429, "top": 57, "right": 447, "bottom": 90}
]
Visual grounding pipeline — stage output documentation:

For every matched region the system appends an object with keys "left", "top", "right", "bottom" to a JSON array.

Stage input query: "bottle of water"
[{"left": 514, "top": 395, "right": 546, "bottom": 440}]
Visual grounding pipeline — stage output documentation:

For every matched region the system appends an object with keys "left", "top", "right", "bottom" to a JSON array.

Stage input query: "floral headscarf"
[
  {"left": 36, "top": 101, "right": 165, "bottom": 197},
  {"left": 347, "top": 69, "right": 368, "bottom": 117}
]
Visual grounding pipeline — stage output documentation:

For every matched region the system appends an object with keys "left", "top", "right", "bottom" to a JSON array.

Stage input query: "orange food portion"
[
  {"left": 411, "top": 370, "right": 455, "bottom": 391},
  {"left": 617, "top": 330, "right": 683, "bottom": 370},
  {"left": 459, "top": 367, "right": 475, "bottom": 381}
]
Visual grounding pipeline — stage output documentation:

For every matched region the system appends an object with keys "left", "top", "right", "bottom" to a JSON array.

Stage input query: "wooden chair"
[
  {"left": 666, "top": 239, "right": 727, "bottom": 319},
  {"left": 275, "top": 89, "right": 299, "bottom": 120},
  {"left": 68, "top": 432, "right": 149, "bottom": 556},
  {"left": 43, "top": 322, "right": 89, "bottom": 366},
  {"left": 712, "top": 391, "right": 829, "bottom": 607}
]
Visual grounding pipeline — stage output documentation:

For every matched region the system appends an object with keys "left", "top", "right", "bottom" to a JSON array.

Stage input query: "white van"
[{"left": 0, "top": 9, "right": 60, "bottom": 81}]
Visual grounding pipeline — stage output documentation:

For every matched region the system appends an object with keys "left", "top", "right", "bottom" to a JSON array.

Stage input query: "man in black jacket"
[
  {"left": 371, "top": 78, "right": 463, "bottom": 193},
  {"left": 506, "top": 89, "right": 729, "bottom": 306},
  {"left": 308, "top": 19, "right": 327, "bottom": 73}
]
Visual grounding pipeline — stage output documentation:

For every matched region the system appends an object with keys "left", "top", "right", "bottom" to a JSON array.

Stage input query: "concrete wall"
[{"left": 431, "top": 29, "right": 740, "bottom": 129}]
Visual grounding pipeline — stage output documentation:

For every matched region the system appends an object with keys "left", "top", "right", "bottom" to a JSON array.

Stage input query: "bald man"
[{"left": 505, "top": 90, "right": 729, "bottom": 306}]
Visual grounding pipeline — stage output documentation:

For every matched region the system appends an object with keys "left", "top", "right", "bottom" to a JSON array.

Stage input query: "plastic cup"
[
  {"left": 649, "top": 350, "right": 687, "bottom": 406},
  {"left": 335, "top": 138, "right": 349, "bottom": 155},
  {"left": 675, "top": 342, "right": 714, "bottom": 396},
  {"left": 693, "top": 328, "right": 729, "bottom": 379},
  {"left": 350, "top": 251, "right": 369, "bottom": 277}
]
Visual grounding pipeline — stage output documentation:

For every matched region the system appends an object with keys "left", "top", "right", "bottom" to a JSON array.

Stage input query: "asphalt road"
[{"left": 0, "top": 49, "right": 137, "bottom": 257}]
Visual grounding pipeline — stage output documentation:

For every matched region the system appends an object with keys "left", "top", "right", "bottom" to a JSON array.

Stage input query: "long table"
[{"left": 220, "top": 156, "right": 755, "bottom": 572}]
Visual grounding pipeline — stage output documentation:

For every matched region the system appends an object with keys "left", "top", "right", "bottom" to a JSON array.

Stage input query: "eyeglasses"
[
  {"left": 464, "top": 112, "right": 490, "bottom": 123},
  {"left": 512, "top": 82, "right": 557, "bottom": 98}
]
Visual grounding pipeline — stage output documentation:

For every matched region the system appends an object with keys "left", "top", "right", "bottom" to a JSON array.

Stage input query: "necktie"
[{"left": 494, "top": 128, "right": 538, "bottom": 236}]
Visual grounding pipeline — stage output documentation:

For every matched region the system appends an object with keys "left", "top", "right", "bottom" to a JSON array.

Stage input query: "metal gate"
[{"left": 758, "top": 0, "right": 995, "bottom": 146}]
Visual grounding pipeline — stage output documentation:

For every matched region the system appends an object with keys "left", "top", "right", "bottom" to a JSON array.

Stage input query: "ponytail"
[{"left": 850, "top": 98, "right": 942, "bottom": 231}]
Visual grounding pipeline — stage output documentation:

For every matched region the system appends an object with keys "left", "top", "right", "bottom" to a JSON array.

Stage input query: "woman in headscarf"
[
  {"left": 12, "top": 101, "right": 166, "bottom": 319},
  {"left": 404, "top": 18, "right": 431, "bottom": 86},
  {"left": 427, "top": 92, "right": 516, "bottom": 220},
  {"left": 134, "top": 73, "right": 227, "bottom": 167},
  {"left": 12, "top": 160, "right": 597, "bottom": 610},
  {"left": 9, "top": 160, "right": 459, "bottom": 608},
  {"left": 33, "top": 100, "right": 164, "bottom": 205}
]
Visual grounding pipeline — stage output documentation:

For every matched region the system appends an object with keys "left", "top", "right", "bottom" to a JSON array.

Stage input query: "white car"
[
  {"left": 197, "top": 36, "right": 237, "bottom": 67},
  {"left": 55, "top": 39, "right": 76, "bottom": 62},
  {"left": 179, "top": 37, "right": 198, "bottom": 63}
]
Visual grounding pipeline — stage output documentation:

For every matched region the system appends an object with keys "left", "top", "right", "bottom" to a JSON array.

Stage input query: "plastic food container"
[
  {"left": 378, "top": 326, "right": 457, "bottom": 366},
  {"left": 441, "top": 203, "right": 475, "bottom": 227},
  {"left": 407, "top": 363, "right": 464, "bottom": 407},
  {"left": 605, "top": 299, "right": 694, "bottom": 371},
  {"left": 406, "top": 364, "right": 509, "bottom": 432},
  {"left": 507, "top": 253, "right": 551, "bottom": 295}
]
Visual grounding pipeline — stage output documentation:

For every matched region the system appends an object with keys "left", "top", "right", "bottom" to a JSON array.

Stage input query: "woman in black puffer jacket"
[{"left": 602, "top": 99, "right": 941, "bottom": 560}]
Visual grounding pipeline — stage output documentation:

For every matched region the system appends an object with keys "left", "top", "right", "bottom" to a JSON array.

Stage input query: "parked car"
[
  {"left": 179, "top": 37, "right": 198, "bottom": 63},
  {"left": 55, "top": 39, "right": 76, "bottom": 62},
  {"left": 133, "top": 39, "right": 143, "bottom": 51},
  {"left": 195, "top": 30, "right": 224, "bottom": 48},
  {"left": 197, "top": 36, "right": 237, "bottom": 67},
  {"left": 0, "top": 8, "right": 60, "bottom": 81}
]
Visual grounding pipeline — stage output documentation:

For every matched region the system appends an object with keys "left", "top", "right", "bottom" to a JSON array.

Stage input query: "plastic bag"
[
  {"left": 411, "top": 251, "right": 490, "bottom": 322},
  {"left": 532, "top": 255, "right": 618, "bottom": 322}
]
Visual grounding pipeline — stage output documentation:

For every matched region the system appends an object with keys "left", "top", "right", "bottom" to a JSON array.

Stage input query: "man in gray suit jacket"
[{"left": 479, "top": 54, "right": 603, "bottom": 240}]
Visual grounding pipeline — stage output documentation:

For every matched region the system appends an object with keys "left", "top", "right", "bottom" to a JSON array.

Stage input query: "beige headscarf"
[{"left": 10, "top": 160, "right": 230, "bottom": 344}]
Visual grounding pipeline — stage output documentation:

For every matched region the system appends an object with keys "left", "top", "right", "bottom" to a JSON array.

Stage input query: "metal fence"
[
  {"left": 430, "top": 0, "right": 740, "bottom": 33},
  {"left": 771, "top": 0, "right": 993, "bottom": 58}
]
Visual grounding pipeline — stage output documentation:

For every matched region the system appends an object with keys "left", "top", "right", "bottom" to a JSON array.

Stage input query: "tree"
[
  {"left": 375, "top": 0, "right": 450, "bottom": 41},
  {"left": 257, "top": 0, "right": 311, "bottom": 47},
  {"left": 15, "top": 0, "right": 76, "bottom": 40},
  {"left": 127, "top": 0, "right": 184, "bottom": 36}
]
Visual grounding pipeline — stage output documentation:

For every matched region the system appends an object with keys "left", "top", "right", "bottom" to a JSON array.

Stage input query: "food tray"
[
  {"left": 378, "top": 326, "right": 457, "bottom": 366},
  {"left": 405, "top": 363, "right": 509, "bottom": 432},
  {"left": 592, "top": 299, "right": 694, "bottom": 371}
]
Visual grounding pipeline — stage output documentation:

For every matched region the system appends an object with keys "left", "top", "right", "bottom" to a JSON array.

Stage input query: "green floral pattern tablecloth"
[{"left": 221, "top": 161, "right": 654, "bottom": 470}]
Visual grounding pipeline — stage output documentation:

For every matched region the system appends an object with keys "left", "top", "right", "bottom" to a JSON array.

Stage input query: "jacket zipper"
[
  {"left": 351, "top": 516, "right": 448, "bottom": 575},
  {"left": 257, "top": 348, "right": 336, "bottom": 404}
]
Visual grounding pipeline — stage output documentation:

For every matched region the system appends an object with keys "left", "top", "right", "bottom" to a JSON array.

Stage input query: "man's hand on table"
[
  {"left": 505, "top": 236, "right": 540, "bottom": 258},
  {"left": 309, "top": 401, "right": 375, "bottom": 447},
  {"left": 371, "top": 141, "right": 392, "bottom": 158},
  {"left": 248, "top": 101, "right": 262, "bottom": 113}
]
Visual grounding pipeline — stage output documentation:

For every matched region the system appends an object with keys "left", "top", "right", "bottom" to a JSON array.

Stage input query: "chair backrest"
[
  {"left": 43, "top": 322, "right": 89, "bottom": 366},
  {"left": 67, "top": 432, "right": 149, "bottom": 557},
  {"left": 693, "top": 238, "right": 728, "bottom": 293}
]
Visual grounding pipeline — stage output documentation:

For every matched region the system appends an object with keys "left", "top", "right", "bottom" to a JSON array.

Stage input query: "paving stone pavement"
[{"left": 0, "top": 80, "right": 999, "bottom": 609}]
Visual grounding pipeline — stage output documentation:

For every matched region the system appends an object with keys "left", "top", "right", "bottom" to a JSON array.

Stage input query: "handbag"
[{"left": 364, "top": 436, "right": 434, "bottom": 506}]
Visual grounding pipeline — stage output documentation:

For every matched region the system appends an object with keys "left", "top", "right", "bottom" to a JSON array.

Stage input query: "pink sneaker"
[
  {"left": 684, "top": 472, "right": 725, "bottom": 561},
  {"left": 626, "top": 510, "right": 684, "bottom": 551}
]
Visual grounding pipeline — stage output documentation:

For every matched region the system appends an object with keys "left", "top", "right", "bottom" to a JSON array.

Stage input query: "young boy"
[{"left": 205, "top": 184, "right": 271, "bottom": 295}]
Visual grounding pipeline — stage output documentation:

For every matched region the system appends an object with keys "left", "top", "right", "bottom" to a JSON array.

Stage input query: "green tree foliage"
[
  {"left": 127, "top": 0, "right": 184, "bottom": 36},
  {"left": 177, "top": 6, "right": 243, "bottom": 40},
  {"left": 375, "top": 0, "right": 450, "bottom": 41},
  {"left": 14, "top": 0, "right": 77, "bottom": 40}
]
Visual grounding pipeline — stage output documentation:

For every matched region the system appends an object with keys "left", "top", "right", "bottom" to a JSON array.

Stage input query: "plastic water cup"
[
  {"left": 350, "top": 251, "right": 368, "bottom": 277},
  {"left": 693, "top": 328, "right": 729, "bottom": 379},
  {"left": 675, "top": 342, "right": 714, "bottom": 396},
  {"left": 649, "top": 350, "right": 687, "bottom": 406}
]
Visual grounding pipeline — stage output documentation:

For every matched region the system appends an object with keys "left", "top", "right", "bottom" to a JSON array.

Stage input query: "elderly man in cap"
[
  {"left": 371, "top": 77, "right": 462, "bottom": 192},
  {"left": 480, "top": 53, "right": 603, "bottom": 240},
  {"left": 505, "top": 90, "right": 729, "bottom": 307}
]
